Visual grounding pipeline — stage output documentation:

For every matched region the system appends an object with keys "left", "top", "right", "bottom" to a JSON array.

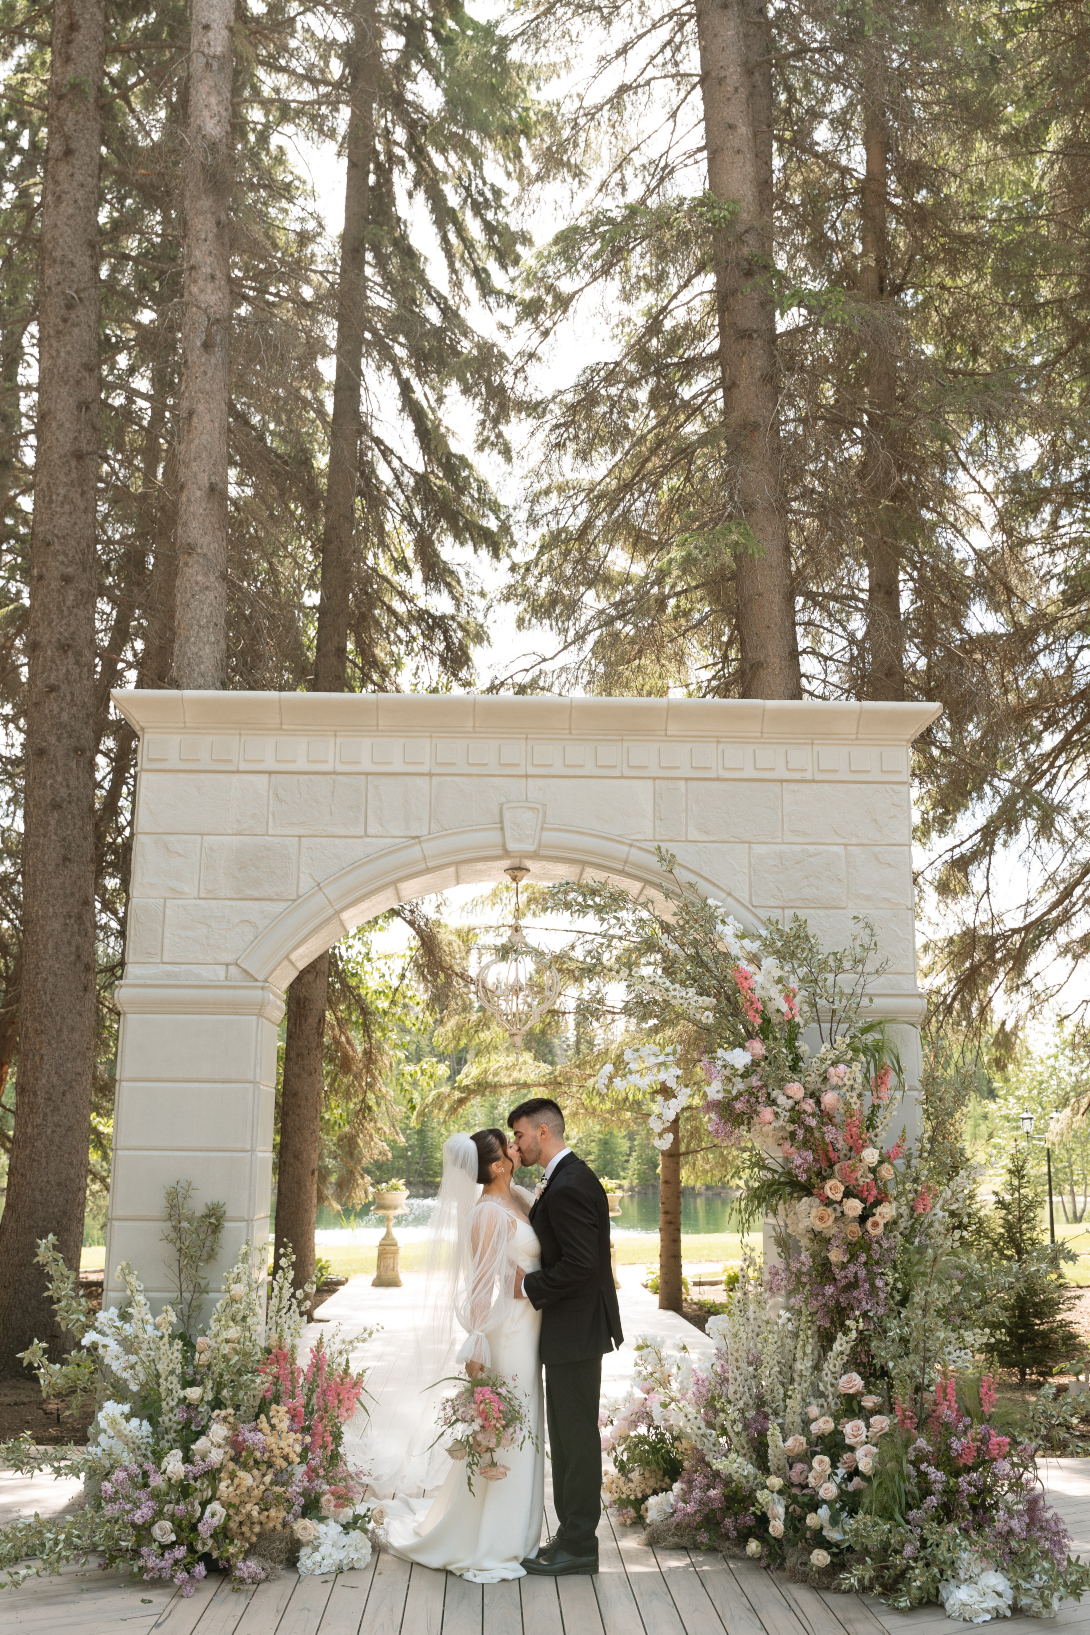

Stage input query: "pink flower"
[
  {"left": 818, "top": 1481, "right": 839, "bottom": 1502},
  {"left": 838, "top": 1372, "right": 865, "bottom": 1395},
  {"left": 842, "top": 1419, "right": 867, "bottom": 1446},
  {"left": 784, "top": 1082, "right": 804, "bottom": 1099},
  {"left": 757, "top": 1107, "right": 775, "bottom": 1125},
  {"left": 783, "top": 1435, "right": 808, "bottom": 1456},
  {"left": 824, "top": 1179, "right": 844, "bottom": 1201},
  {"left": 801, "top": 1098, "right": 816, "bottom": 1112},
  {"left": 980, "top": 1376, "right": 998, "bottom": 1418},
  {"left": 867, "top": 1416, "right": 891, "bottom": 1438},
  {"left": 827, "top": 1064, "right": 849, "bottom": 1083},
  {"left": 821, "top": 1091, "right": 841, "bottom": 1114},
  {"left": 810, "top": 1417, "right": 834, "bottom": 1437},
  {"left": 789, "top": 1462, "right": 809, "bottom": 1483},
  {"left": 745, "top": 1039, "right": 765, "bottom": 1058},
  {"left": 840, "top": 1451, "right": 857, "bottom": 1470}
]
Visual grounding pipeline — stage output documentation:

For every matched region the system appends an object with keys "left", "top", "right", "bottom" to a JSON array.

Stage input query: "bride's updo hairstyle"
[{"left": 470, "top": 1127, "right": 508, "bottom": 1184}]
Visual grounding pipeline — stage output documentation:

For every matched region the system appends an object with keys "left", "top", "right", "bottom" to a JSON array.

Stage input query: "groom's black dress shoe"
[{"left": 521, "top": 1547, "right": 599, "bottom": 1576}]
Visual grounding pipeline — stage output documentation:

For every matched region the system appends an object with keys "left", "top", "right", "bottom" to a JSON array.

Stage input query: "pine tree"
[
  {"left": 0, "top": 0, "right": 106, "bottom": 1371},
  {"left": 989, "top": 1146, "right": 1081, "bottom": 1384}
]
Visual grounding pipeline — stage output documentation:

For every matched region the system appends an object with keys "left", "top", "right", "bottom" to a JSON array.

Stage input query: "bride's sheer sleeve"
[
  {"left": 453, "top": 1200, "right": 517, "bottom": 1370},
  {"left": 511, "top": 1183, "right": 537, "bottom": 1209}
]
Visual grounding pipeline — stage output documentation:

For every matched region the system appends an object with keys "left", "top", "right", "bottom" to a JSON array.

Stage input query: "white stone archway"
[{"left": 104, "top": 691, "right": 940, "bottom": 1308}]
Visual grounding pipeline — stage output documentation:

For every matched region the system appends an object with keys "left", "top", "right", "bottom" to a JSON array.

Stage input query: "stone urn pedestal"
[
  {"left": 372, "top": 1191, "right": 409, "bottom": 1287},
  {"left": 606, "top": 1192, "right": 622, "bottom": 1289}
]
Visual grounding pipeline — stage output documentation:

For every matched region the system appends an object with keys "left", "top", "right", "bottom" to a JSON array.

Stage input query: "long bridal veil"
[{"left": 347, "top": 1132, "right": 481, "bottom": 1497}]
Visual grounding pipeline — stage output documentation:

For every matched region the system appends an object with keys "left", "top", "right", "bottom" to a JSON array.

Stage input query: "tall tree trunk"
[
  {"left": 276, "top": 1, "right": 379, "bottom": 1295},
  {"left": 274, "top": 959, "right": 328, "bottom": 1297},
  {"left": 860, "top": 39, "right": 905, "bottom": 701},
  {"left": 0, "top": 0, "right": 105, "bottom": 1371},
  {"left": 696, "top": 0, "right": 801, "bottom": 701},
  {"left": 172, "top": 0, "right": 234, "bottom": 689},
  {"left": 658, "top": 1118, "right": 683, "bottom": 1312}
]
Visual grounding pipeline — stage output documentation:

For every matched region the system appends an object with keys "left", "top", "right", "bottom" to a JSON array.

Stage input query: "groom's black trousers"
[{"left": 544, "top": 1356, "right": 603, "bottom": 1558}]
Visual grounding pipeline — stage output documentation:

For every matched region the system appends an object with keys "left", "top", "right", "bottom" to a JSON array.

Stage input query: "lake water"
[{"left": 314, "top": 1188, "right": 739, "bottom": 1246}]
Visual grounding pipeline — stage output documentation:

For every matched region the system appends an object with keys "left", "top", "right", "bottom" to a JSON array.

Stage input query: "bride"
[{"left": 376, "top": 1128, "right": 545, "bottom": 1582}]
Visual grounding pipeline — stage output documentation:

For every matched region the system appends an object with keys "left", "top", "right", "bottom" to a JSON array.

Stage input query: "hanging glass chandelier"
[{"left": 476, "top": 866, "right": 562, "bottom": 1053}]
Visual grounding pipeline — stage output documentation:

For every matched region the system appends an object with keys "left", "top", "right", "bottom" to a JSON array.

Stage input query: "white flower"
[
  {"left": 810, "top": 1549, "right": 831, "bottom": 1568},
  {"left": 860, "top": 1148, "right": 879, "bottom": 1166},
  {"left": 195, "top": 1336, "right": 211, "bottom": 1353},
  {"left": 644, "top": 1490, "right": 676, "bottom": 1525},
  {"left": 229, "top": 1284, "right": 245, "bottom": 1300},
  {"left": 225, "top": 1328, "right": 240, "bottom": 1342},
  {"left": 208, "top": 1422, "right": 230, "bottom": 1445},
  {"left": 151, "top": 1520, "right": 176, "bottom": 1544},
  {"left": 161, "top": 1449, "right": 185, "bottom": 1480},
  {"left": 297, "top": 1520, "right": 373, "bottom": 1576},
  {"left": 192, "top": 1437, "right": 213, "bottom": 1459},
  {"left": 203, "top": 1501, "right": 226, "bottom": 1527},
  {"left": 805, "top": 1512, "right": 823, "bottom": 1529},
  {"left": 769, "top": 1520, "right": 784, "bottom": 1538},
  {"left": 818, "top": 1481, "right": 839, "bottom": 1502},
  {"left": 746, "top": 1540, "right": 762, "bottom": 1558},
  {"left": 183, "top": 1387, "right": 203, "bottom": 1403},
  {"left": 940, "top": 1555, "right": 1014, "bottom": 1624},
  {"left": 293, "top": 1517, "right": 320, "bottom": 1543}
]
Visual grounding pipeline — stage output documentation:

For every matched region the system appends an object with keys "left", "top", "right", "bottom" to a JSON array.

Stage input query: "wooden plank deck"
[{"left": 3, "top": 1461, "right": 1087, "bottom": 1635}]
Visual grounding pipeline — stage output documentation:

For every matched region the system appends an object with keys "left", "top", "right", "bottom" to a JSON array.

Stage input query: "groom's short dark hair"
[{"left": 508, "top": 1097, "right": 564, "bottom": 1137}]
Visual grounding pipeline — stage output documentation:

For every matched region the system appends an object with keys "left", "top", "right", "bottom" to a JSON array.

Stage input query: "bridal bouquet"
[{"left": 437, "top": 1372, "right": 536, "bottom": 1494}]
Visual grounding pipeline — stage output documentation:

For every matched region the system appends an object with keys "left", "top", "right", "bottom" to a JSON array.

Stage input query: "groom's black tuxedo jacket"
[{"left": 523, "top": 1152, "right": 624, "bottom": 1366}]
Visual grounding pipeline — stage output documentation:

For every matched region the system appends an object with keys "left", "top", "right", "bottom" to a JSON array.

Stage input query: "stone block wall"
[{"left": 104, "top": 691, "right": 939, "bottom": 1309}]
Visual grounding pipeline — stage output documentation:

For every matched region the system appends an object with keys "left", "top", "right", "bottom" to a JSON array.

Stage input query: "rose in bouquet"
[
  {"left": 600, "top": 1365, "right": 686, "bottom": 1524},
  {"left": 436, "top": 1371, "right": 536, "bottom": 1494}
]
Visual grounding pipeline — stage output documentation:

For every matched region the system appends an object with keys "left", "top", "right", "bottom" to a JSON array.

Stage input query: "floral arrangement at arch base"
[
  {"left": 596, "top": 1272, "right": 1090, "bottom": 1622},
  {"left": 0, "top": 1236, "right": 380, "bottom": 1592}
]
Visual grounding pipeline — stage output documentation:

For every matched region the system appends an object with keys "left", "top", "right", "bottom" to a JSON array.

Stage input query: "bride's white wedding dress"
[{"left": 383, "top": 1211, "right": 545, "bottom": 1582}]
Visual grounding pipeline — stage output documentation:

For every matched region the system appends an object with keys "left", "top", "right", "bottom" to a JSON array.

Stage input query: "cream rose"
[
  {"left": 828, "top": 1246, "right": 846, "bottom": 1264},
  {"left": 805, "top": 1512, "right": 823, "bottom": 1530},
  {"left": 841, "top": 1197, "right": 863, "bottom": 1218},
  {"left": 769, "top": 1520, "right": 784, "bottom": 1538},
  {"left": 841, "top": 1419, "right": 867, "bottom": 1446},
  {"left": 811, "top": 1417, "right": 835, "bottom": 1436},
  {"left": 765, "top": 1476, "right": 783, "bottom": 1492},
  {"left": 783, "top": 1434, "right": 808, "bottom": 1456},
  {"left": 877, "top": 1162, "right": 894, "bottom": 1179},
  {"left": 811, "top": 1549, "right": 831, "bottom": 1568},
  {"left": 811, "top": 1205, "right": 836, "bottom": 1232},
  {"left": 838, "top": 1372, "right": 865, "bottom": 1394},
  {"left": 860, "top": 1394, "right": 882, "bottom": 1410},
  {"left": 746, "top": 1540, "right": 763, "bottom": 1558},
  {"left": 818, "top": 1481, "right": 839, "bottom": 1502},
  {"left": 824, "top": 1179, "right": 845, "bottom": 1202},
  {"left": 293, "top": 1518, "right": 320, "bottom": 1544},
  {"left": 195, "top": 1336, "right": 211, "bottom": 1353},
  {"left": 876, "top": 1201, "right": 895, "bottom": 1221},
  {"left": 151, "top": 1520, "right": 175, "bottom": 1544},
  {"left": 203, "top": 1501, "right": 226, "bottom": 1527},
  {"left": 807, "top": 1405, "right": 821, "bottom": 1420},
  {"left": 821, "top": 1091, "right": 841, "bottom": 1113},
  {"left": 861, "top": 1147, "right": 880, "bottom": 1166},
  {"left": 811, "top": 1455, "right": 832, "bottom": 1475},
  {"left": 868, "top": 1416, "right": 891, "bottom": 1437},
  {"left": 865, "top": 1216, "right": 884, "bottom": 1236},
  {"left": 183, "top": 1387, "right": 203, "bottom": 1403},
  {"left": 845, "top": 1222, "right": 861, "bottom": 1240}
]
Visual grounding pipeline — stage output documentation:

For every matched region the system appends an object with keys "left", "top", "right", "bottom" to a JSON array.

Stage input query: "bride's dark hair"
[{"left": 470, "top": 1127, "right": 508, "bottom": 1184}]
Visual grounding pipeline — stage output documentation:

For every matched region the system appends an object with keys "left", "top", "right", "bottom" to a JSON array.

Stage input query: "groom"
[{"left": 508, "top": 1097, "right": 623, "bottom": 1577}]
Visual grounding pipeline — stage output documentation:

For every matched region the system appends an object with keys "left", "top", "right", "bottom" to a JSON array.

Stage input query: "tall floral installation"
[
  {"left": 555, "top": 859, "right": 1090, "bottom": 1621},
  {"left": 0, "top": 1197, "right": 378, "bottom": 1593}
]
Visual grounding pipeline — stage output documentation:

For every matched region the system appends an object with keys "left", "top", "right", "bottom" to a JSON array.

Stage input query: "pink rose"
[
  {"left": 783, "top": 1435, "right": 808, "bottom": 1456},
  {"left": 785, "top": 1082, "right": 805, "bottom": 1099},
  {"left": 838, "top": 1372, "right": 865, "bottom": 1395},
  {"left": 811, "top": 1416, "right": 834, "bottom": 1436},
  {"left": 789, "top": 1463, "right": 809, "bottom": 1483},
  {"left": 757, "top": 1107, "right": 775, "bottom": 1125},
  {"left": 810, "top": 1455, "right": 832, "bottom": 1475},
  {"left": 842, "top": 1419, "right": 867, "bottom": 1446},
  {"left": 818, "top": 1481, "right": 839, "bottom": 1502},
  {"left": 827, "top": 1063, "right": 849, "bottom": 1083},
  {"left": 840, "top": 1451, "right": 857, "bottom": 1470},
  {"left": 745, "top": 1039, "right": 765, "bottom": 1058},
  {"left": 821, "top": 1090, "right": 841, "bottom": 1114},
  {"left": 868, "top": 1417, "right": 891, "bottom": 1438},
  {"left": 801, "top": 1098, "right": 816, "bottom": 1112},
  {"left": 824, "top": 1179, "right": 844, "bottom": 1201}
]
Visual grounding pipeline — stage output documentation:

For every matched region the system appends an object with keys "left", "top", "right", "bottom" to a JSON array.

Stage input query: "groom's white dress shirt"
[{"left": 542, "top": 1146, "right": 571, "bottom": 1183}]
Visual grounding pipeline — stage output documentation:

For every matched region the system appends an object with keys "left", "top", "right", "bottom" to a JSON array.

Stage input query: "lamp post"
[{"left": 1020, "top": 1109, "right": 1057, "bottom": 1245}]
